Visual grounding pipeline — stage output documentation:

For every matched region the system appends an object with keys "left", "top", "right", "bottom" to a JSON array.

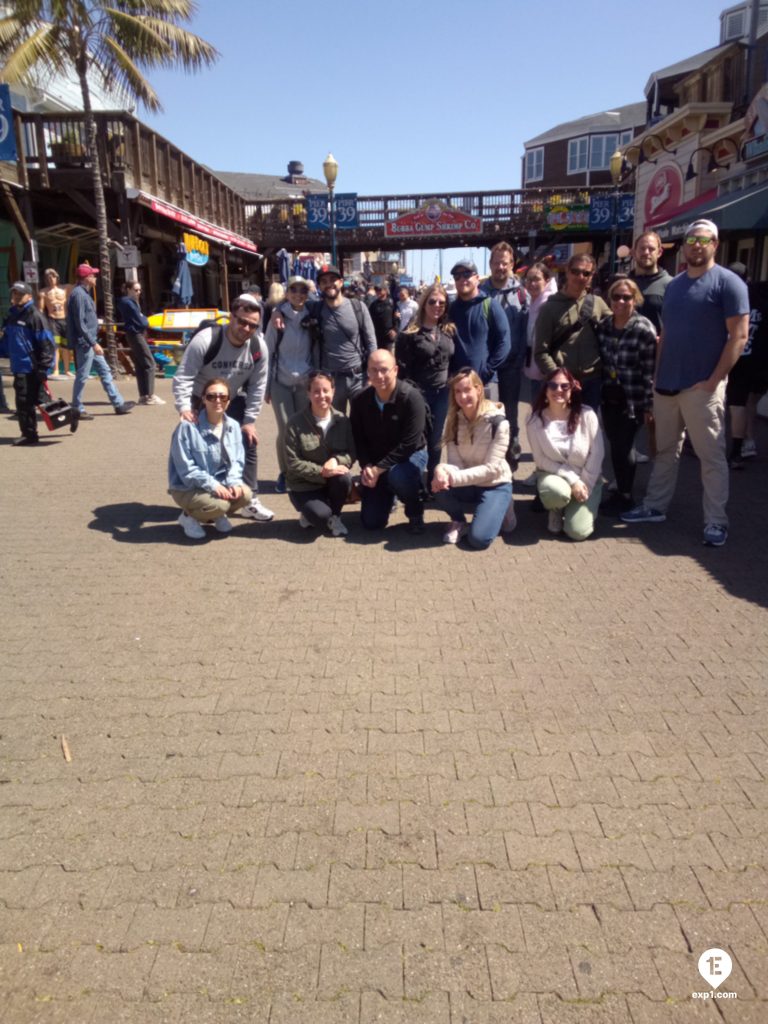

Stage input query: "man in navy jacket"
[
  {"left": 4, "top": 281, "right": 55, "bottom": 445},
  {"left": 448, "top": 259, "right": 510, "bottom": 386}
]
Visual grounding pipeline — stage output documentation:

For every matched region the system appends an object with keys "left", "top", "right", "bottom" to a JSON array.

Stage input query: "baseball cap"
[
  {"left": 76, "top": 263, "right": 99, "bottom": 277},
  {"left": 317, "top": 264, "right": 342, "bottom": 280},
  {"left": 450, "top": 259, "right": 479, "bottom": 276},
  {"left": 684, "top": 219, "right": 719, "bottom": 240},
  {"left": 10, "top": 280, "right": 31, "bottom": 295},
  {"left": 286, "top": 275, "right": 310, "bottom": 289}
]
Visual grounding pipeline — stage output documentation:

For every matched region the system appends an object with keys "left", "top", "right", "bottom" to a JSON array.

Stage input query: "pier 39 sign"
[{"left": 385, "top": 200, "right": 482, "bottom": 239}]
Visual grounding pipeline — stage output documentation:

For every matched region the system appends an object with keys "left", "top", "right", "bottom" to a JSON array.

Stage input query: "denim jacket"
[{"left": 168, "top": 410, "right": 245, "bottom": 492}]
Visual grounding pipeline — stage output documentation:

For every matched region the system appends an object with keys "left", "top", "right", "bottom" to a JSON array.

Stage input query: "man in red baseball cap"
[{"left": 67, "top": 262, "right": 133, "bottom": 430}]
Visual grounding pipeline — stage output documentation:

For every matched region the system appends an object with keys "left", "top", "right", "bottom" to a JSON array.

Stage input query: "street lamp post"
[
  {"left": 609, "top": 148, "right": 624, "bottom": 275},
  {"left": 323, "top": 152, "right": 338, "bottom": 267}
]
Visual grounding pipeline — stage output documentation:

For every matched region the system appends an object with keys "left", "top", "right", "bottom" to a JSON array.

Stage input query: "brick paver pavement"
[{"left": 1, "top": 373, "right": 767, "bottom": 1023}]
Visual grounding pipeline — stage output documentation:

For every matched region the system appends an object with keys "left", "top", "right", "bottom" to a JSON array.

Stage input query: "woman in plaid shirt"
[{"left": 596, "top": 278, "right": 657, "bottom": 516}]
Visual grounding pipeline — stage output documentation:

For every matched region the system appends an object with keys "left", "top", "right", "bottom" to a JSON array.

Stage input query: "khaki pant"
[
  {"left": 169, "top": 486, "right": 253, "bottom": 523},
  {"left": 645, "top": 382, "right": 728, "bottom": 526}
]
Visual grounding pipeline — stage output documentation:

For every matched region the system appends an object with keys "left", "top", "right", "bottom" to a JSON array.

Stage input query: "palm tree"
[{"left": 0, "top": 1, "right": 218, "bottom": 368}]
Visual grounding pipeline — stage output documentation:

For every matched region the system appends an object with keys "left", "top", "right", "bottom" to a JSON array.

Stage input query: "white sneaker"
[
  {"left": 548, "top": 509, "right": 564, "bottom": 534},
  {"left": 443, "top": 521, "right": 467, "bottom": 545},
  {"left": 213, "top": 515, "right": 232, "bottom": 533},
  {"left": 327, "top": 514, "right": 348, "bottom": 537},
  {"left": 178, "top": 512, "right": 206, "bottom": 539},
  {"left": 140, "top": 394, "right": 166, "bottom": 405},
  {"left": 632, "top": 448, "right": 649, "bottom": 464},
  {"left": 298, "top": 513, "right": 312, "bottom": 529},
  {"left": 241, "top": 497, "right": 275, "bottom": 521},
  {"left": 742, "top": 439, "right": 757, "bottom": 459},
  {"left": 501, "top": 503, "right": 517, "bottom": 534}
]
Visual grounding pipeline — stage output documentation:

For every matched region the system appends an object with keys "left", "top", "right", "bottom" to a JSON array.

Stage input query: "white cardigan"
[{"left": 526, "top": 407, "right": 604, "bottom": 491}]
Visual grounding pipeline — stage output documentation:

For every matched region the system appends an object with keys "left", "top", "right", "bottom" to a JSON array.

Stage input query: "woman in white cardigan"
[
  {"left": 431, "top": 368, "right": 515, "bottom": 548},
  {"left": 526, "top": 367, "right": 604, "bottom": 540}
]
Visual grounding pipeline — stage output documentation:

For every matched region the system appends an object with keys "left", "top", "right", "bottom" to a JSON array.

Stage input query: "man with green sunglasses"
[{"left": 622, "top": 219, "right": 749, "bottom": 547}]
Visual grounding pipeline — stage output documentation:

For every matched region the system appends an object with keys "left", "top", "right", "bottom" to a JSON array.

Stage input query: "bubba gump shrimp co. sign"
[{"left": 384, "top": 201, "right": 482, "bottom": 239}]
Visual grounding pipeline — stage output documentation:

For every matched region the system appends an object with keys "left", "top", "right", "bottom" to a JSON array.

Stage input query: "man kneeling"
[{"left": 350, "top": 349, "right": 428, "bottom": 533}]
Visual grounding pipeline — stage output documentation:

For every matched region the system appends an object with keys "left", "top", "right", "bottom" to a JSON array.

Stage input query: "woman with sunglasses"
[
  {"left": 595, "top": 278, "right": 656, "bottom": 515},
  {"left": 526, "top": 368, "right": 604, "bottom": 540},
  {"left": 283, "top": 370, "right": 355, "bottom": 537},
  {"left": 264, "top": 275, "right": 317, "bottom": 493},
  {"left": 168, "top": 377, "right": 252, "bottom": 539},
  {"left": 395, "top": 283, "right": 455, "bottom": 483},
  {"left": 431, "top": 367, "right": 515, "bottom": 548}
]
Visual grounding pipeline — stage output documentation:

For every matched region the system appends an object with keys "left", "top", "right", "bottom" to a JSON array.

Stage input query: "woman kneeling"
[
  {"left": 431, "top": 367, "right": 515, "bottom": 549},
  {"left": 283, "top": 371, "right": 355, "bottom": 538},
  {"left": 526, "top": 368, "right": 604, "bottom": 540},
  {"left": 168, "top": 377, "right": 252, "bottom": 539}
]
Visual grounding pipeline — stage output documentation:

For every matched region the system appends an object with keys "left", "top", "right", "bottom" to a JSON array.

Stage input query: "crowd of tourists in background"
[{"left": 3, "top": 220, "right": 765, "bottom": 550}]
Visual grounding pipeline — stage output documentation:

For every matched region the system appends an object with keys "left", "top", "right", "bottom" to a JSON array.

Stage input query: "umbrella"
[{"left": 171, "top": 247, "right": 194, "bottom": 307}]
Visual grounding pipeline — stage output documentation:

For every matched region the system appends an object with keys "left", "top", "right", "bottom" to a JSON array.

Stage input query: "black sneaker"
[
  {"left": 12, "top": 436, "right": 39, "bottom": 446},
  {"left": 114, "top": 401, "right": 135, "bottom": 415},
  {"left": 407, "top": 516, "right": 425, "bottom": 535}
]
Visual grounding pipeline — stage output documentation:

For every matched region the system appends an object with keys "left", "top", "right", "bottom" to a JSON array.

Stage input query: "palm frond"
[
  {"left": 116, "top": 13, "right": 218, "bottom": 69},
  {"left": 100, "top": 34, "right": 161, "bottom": 110},
  {"left": 0, "top": 23, "right": 64, "bottom": 83}
]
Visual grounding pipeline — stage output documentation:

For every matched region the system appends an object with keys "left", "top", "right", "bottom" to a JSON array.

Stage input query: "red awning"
[{"left": 126, "top": 188, "right": 258, "bottom": 253}]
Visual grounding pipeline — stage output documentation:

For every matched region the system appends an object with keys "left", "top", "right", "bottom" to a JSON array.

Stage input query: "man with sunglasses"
[
  {"left": 173, "top": 293, "right": 274, "bottom": 522},
  {"left": 533, "top": 253, "right": 609, "bottom": 411},
  {"left": 448, "top": 259, "right": 511, "bottom": 388},
  {"left": 622, "top": 219, "right": 749, "bottom": 547}
]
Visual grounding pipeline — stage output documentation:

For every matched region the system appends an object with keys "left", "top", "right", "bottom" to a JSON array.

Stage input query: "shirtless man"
[{"left": 38, "top": 268, "right": 73, "bottom": 376}]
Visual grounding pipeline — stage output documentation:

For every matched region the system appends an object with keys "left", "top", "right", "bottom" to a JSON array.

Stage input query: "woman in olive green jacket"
[{"left": 283, "top": 371, "right": 356, "bottom": 537}]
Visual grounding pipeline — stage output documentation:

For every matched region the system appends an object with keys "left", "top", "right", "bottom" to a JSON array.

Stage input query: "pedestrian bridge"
[{"left": 248, "top": 186, "right": 633, "bottom": 255}]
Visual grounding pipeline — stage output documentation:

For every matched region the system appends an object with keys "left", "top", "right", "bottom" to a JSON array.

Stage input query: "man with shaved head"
[{"left": 350, "top": 348, "right": 428, "bottom": 533}]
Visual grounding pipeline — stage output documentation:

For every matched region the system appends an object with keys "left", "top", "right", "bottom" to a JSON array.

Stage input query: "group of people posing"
[{"left": 167, "top": 221, "right": 759, "bottom": 548}]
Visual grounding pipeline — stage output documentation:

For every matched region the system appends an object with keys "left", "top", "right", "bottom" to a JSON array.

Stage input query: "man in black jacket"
[
  {"left": 350, "top": 349, "right": 428, "bottom": 533},
  {"left": 368, "top": 283, "right": 398, "bottom": 350}
]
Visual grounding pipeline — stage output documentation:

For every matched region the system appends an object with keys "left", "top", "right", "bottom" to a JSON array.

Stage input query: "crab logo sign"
[{"left": 0, "top": 85, "right": 17, "bottom": 162}]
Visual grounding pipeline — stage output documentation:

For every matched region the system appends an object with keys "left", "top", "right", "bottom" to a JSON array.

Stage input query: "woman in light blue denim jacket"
[{"left": 168, "top": 377, "right": 253, "bottom": 539}]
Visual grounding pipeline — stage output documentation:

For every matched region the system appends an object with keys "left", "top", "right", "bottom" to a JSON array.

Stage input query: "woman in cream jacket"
[{"left": 431, "top": 368, "right": 515, "bottom": 548}]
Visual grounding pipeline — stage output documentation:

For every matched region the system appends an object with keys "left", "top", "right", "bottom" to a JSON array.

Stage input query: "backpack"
[
  {"left": 315, "top": 298, "right": 368, "bottom": 370},
  {"left": 547, "top": 294, "right": 598, "bottom": 357}
]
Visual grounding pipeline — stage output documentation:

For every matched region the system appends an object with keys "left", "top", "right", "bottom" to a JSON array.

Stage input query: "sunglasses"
[
  {"left": 204, "top": 392, "right": 229, "bottom": 402},
  {"left": 568, "top": 268, "right": 593, "bottom": 278},
  {"left": 234, "top": 316, "right": 259, "bottom": 330},
  {"left": 289, "top": 285, "right": 309, "bottom": 292},
  {"left": 452, "top": 271, "right": 474, "bottom": 280},
  {"left": 612, "top": 294, "right": 634, "bottom": 303},
  {"left": 546, "top": 382, "right": 572, "bottom": 392},
  {"left": 685, "top": 235, "right": 714, "bottom": 246},
  {"left": 427, "top": 298, "right": 446, "bottom": 306}
]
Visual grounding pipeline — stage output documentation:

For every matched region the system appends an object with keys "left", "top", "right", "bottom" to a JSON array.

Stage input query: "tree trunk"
[{"left": 77, "top": 63, "right": 119, "bottom": 373}]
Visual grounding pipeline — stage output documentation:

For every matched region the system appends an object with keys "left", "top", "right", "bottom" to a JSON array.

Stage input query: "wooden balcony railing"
[
  {"left": 247, "top": 186, "right": 632, "bottom": 251},
  {"left": 14, "top": 110, "right": 249, "bottom": 237}
]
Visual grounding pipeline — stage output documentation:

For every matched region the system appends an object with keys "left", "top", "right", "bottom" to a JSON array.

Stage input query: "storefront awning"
[
  {"left": 657, "top": 181, "right": 768, "bottom": 239},
  {"left": 125, "top": 188, "right": 258, "bottom": 254}
]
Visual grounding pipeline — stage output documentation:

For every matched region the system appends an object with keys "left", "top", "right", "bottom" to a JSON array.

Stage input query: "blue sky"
[{"left": 142, "top": 0, "right": 739, "bottom": 279}]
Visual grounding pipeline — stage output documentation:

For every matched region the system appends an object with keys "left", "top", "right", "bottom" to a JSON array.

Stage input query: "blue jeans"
[
  {"left": 360, "top": 448, "right": 428, "bottom": 529},
  {"left": 422, "top": 385, "right": 449, "bottom": 483},
  {"left": 72, "top": 345, "right": 125, "bottom": 412},
  {"left": 436, "top": 481, "right": 513, "bottom": 550}
]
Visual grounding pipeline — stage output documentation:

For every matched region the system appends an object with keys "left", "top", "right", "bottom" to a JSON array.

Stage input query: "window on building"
[
  {"left": 568, "top": 137, "right": 589, "bottom": 174},
  {"left": 620, "top": 130, "right": 634, "bottom": 147},
  {"left": 590, "top": 134, "right": 618, "bottom": 170},
  {"left": 525, "top": 147, "right": 544, "bottom": 182}
]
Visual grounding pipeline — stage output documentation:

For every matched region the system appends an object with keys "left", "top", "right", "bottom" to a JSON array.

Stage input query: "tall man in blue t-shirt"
[{"left": 622, "top": 220, "right": 749, "bottom": 546}]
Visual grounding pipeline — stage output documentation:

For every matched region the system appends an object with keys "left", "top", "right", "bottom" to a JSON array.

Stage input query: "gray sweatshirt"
[
  {"left": 264, "top": 301, "right": 315, "bottom": 389},
  {"left": 318, "top": 298, "right": 376, "bottom": 373},
  {"left": 172, "top": 325, "right": 268, "bottom": 424}
]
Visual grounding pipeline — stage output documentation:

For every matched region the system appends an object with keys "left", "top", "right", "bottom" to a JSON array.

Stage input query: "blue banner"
[
  {"left": 306, "top": 192, "right": 358, "bottom": 230},
  {"left": 589, "top": 196, "right": 614, "bottom": 230},
  {"left": 0, "top": 85, "right": 17, "bottom": 162},
  {"left": 617, "top": 194, "right": 635, "bottom": 228}
]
